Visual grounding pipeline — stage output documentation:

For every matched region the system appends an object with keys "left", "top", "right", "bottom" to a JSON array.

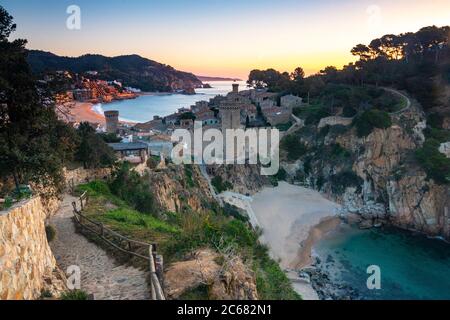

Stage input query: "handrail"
[{"left": 72, "top": 193, "right": 165, "bottom": 300}]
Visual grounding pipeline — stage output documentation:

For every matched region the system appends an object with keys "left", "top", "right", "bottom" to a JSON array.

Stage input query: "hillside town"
[
  {"left": 44, "top": 70, "right": 139, "bottom": 124},
  {"left": 78, "top": 83, "right": 304, "bottom": 166},
  {"left": 3, "top": 1, "right": 450, "bottom": 303}
]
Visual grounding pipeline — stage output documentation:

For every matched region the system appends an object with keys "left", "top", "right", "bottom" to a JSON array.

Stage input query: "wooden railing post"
[
  {"left": 155, "top": 254, "right": 164, "bottom": 287},
  {"left": 72, "top": 201, "right": 77, "bottom": 213},
  {"left": 149, "top": 245, "right": 165, "bottom": 300},
  {"left": 128, "top": 241, "right": 133, "bottom": 259}
]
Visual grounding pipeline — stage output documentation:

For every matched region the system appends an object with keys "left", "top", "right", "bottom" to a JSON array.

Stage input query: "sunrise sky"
[{"left": 3, "top": 0, "right": 450, "bottom": 79}]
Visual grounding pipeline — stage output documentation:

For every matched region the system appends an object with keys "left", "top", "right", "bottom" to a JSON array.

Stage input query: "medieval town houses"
[{"left": 57, "top": 81, "right": 303, "bottom": 166}]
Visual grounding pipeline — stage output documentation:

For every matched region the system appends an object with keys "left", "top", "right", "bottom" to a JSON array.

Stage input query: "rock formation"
[
  {"left": 283, "top": 100, "right": 450, "bottom": 239},
  {"left": 164, "top": 249, "right": 258, "bottom": 300},
  {"left": 147, "top": 165, "right": 215, "bottom": 213}
]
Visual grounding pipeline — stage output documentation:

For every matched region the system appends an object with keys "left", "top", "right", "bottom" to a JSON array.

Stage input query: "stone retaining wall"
[
  {"left": 0, "top": 197, "right": 59, "bottom": 299},
  {"left": 318, "top": 116, "right": 353, "bottom": 129},
  {"left": 64, "top": 167, "right": 112, "bottom": 187}
]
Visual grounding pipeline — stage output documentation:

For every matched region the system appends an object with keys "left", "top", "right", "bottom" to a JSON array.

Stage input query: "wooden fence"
[{"left": 72, "top": 192, "right": 165, "bottom": 300}]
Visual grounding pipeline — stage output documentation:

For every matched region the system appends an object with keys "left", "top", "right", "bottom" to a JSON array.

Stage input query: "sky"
[{"left": 2, "top": 0, "right": 450, "bottom": 79}]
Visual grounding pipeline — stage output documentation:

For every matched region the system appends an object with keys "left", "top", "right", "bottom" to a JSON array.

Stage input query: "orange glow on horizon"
[{"left": 12, "top": 0, "right": 450, "bottom": 80}]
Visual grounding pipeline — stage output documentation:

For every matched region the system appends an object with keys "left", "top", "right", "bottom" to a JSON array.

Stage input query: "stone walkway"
[{"left": 49, "top": 194, "right": 150, "bottom": 300}]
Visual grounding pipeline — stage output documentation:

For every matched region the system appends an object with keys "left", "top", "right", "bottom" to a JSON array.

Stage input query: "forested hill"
[
  {"left": 248, "top": 26, "right": 450, "bottom": 115},
  {"left": 26, "top": 50, "right": 203, "bottom": 92}
]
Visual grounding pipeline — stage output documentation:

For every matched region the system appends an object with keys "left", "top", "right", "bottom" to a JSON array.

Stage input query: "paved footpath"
[{"left": 49, "top": 194, "right": 150, "bottom": 300}]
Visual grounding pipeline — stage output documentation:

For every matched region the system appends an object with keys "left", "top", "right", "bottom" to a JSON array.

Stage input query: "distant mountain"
[
  {"left": 196, "top": 75, "right": 243, "bottom": 82},
  {"left": 27, "top": 50, "right": 203, "bottom": 92}
]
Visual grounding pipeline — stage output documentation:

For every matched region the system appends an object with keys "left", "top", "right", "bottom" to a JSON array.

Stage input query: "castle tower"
[
  {"left": 232, "top": 83, "right": 239, "bottom": 94},
  {"left": 104, "top": 110, "right": 119, "bottom": 134},
  {"left": 220, "top": 104, "right": 241, "bottom": 132}
]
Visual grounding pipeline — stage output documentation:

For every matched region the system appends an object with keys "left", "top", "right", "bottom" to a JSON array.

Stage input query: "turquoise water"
[
  {"left": 314, "top": 224, "right": 450, "bottom": 300},
  {"left": 98, "top": 81, "right": 246, "bottom": 122}
]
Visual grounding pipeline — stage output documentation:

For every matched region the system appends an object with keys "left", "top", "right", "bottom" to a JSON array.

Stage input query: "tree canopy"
[
  {"left": 0, "top": 6, "right": 76, "bottom": 193},
  {"left": 0, "top": 6, "right": 117, "bottom": 195},
  {"left": 247, "top": 25, "right": 450, "bottom": 111}
]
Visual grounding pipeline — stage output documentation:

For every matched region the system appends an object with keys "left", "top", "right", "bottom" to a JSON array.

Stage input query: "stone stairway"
[{"left": 49, "top": 194, "right": 150, "bottom": 300}]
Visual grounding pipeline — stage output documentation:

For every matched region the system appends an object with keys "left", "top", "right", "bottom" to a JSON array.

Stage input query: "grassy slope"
[{"left": 77, "top": 181, "right": 301, "bottom": 300}]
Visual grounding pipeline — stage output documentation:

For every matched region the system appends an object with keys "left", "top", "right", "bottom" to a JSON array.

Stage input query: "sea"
[
  {"left": 93, "top": 81, "right": 247, "bottom": 123},
  {"left": 313, "top": 223, "right": 450, "bottom": 300}
]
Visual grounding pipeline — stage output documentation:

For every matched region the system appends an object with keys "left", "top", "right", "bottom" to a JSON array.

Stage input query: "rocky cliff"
[
  {"left": 147, "top": 164, "right": 215, "bottom": 214},
  {"left": 207, "top": 164, "right": 270, "bottom": 195},
  {"left": 281, "top": 100, "right": 450, "bottom": 239}
]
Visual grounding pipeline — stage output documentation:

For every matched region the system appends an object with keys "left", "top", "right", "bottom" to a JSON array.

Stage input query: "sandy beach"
[
  {"left": 69, "top": 101, "right": 137, "bottom": 125},
  {"left": 250, "top": 182, "right": 340, "bottom": 269},
  {"left": 219, "top": 182, "right": 341, "bottom": 300},
  {"left": 71, "top": 102, "right": 106, "bottom": 125}
]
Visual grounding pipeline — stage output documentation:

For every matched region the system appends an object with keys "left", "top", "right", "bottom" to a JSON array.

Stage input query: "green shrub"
[
  {"left": 75, "top": 123, "right": 117, "bottom": 169},
  {"left": 45, "top": 225, "right": 56, "bottom": 242},
  {"left": 328, "top": 124, "right": 350, "bottom": 137},
  {"left": 316, "top": 175, "right": 325, "bottom": 190},
  {"left": 305, "top": 108, "right": 330, "bottom": 125},
  {"left": 109, "top": 163, "right": 155, "bottom": 214},
  {"left": 353, "top": 109, "right": 392, "bottom": 137},
  {"left": 40, "top": 290, "right": 53, "bottom": 299},
  {"left": 211, "top": 176, "right": 232, "bottom": 193},
  {"left": 343, "top": 105, "right": 357, "bottom": 117},
  {"left": 178, "top": 284, "right": 210, "bottom": 300},
  {"left": 424, "top": 127, "right": 450, "bottom": 143},
  {"left": 146, "top": 156, "right": 159, "bottom": 169},
  {"left": 293, "top": 104, "right": 330, "bottom": 125},
  {"left": 78, "top": 181, "right": 111, "bottom": 197},
  {"left": 60, "top": 290, "right": 89, "bottom": 300},
  {"left": 223, "top": 219, "right": 257, "bottom": 247},
  {"left": 105, "top": 208, "right": 179, "bottom": 234},
  {"left": 275, "top": 122, "right": 293, "bottom": 132},
  {"left": 280, "top": 135, "right": 308, "bottom": 161},
  {"left": 318, "top": 125, "right": 330, "bottom": 138},
  {"left": 1, "top": 196, "right": 13, "bottom": 210},
  {"left": 416, "top": 139, "right": 450, "bottom": 184},
  {"left": 253, "top": 244, "right": 301, "bottom": 300},
  {"left": 330, "top": 143, "right": 351, "bottom": 159},
  {"left": 223, "top": 203, "right": 249, "bottom": 223},
  {"left": 184, "top": 165, "right": 197, "bottom": 188},
  {"left": 99, "top": 133, "right": 122, "bottom": 143},
  {"left": 427, "top": 113, "right": 443, "bottom": 129},
  {"left": 302, "top": 157, "right": 312, "bottom": 176},
  {"left": 275, "top": 168, "right": 287, "bottom": 181}
]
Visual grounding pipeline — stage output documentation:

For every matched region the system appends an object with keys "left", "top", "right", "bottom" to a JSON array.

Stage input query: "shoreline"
[
  {"left": 293, "top": 216, "right": 342, "bottom": 269},
  {"left": 220, "top": 182, "right": 341, "bottom": 300},
  {"left": 71, "top": 101, "right": 137, "bottom": 125},
  {"left": 72, "top": 102, "right": 106, "bottom": 125},
  {"left": 248, "top": 182, "right": 341, "bottom": 300},
  {"left": 249, "top": 182, "right": 340, "bottom": 269}
]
